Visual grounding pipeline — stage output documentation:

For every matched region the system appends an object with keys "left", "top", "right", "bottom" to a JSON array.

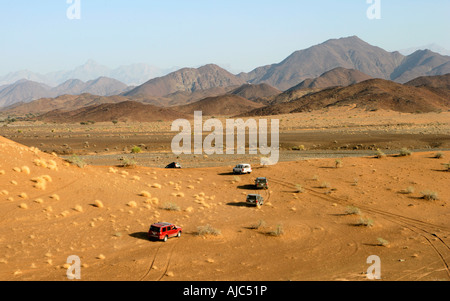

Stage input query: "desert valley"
[{"left": 0, "top": 36, "right": 449, "bottom": 282}]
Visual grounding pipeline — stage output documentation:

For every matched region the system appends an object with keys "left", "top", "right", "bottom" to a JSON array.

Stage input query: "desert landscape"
[
  {"left": 0, "top": 105, "right": 449, "bottom": 281},
  {"left": 1, "top": 12, "right": 450, "bottom": 282}
]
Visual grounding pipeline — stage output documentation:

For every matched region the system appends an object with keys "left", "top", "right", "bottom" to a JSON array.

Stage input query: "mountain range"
[
  {"left": 0, "top": 60, "right": 176, "bottom": 87},
  {"left": 0, "top": 77, "right": 131, "bottom": 108},
  {"left": 1, "top": 36, "right": 450, "bottom": 112}
]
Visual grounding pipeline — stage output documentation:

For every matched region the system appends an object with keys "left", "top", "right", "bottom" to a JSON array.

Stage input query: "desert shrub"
[
  {"left": 434, "top": 152, "right": 444, "bottom": 159},
  {"left": 398, "top": 148, "right": 412, "bottom": 157},
  {"left": 345, "top": 206, "right": 361, "bottom": 215},
  {"left": 269, "top": 224, "right": 284, "bottom": 237},
  {"left": 249, "top": 220, "right": 266, "bottom": 230},
  {"left": 66, "top": 155, "right": 86, "bottom": 168},
  {"left": 442, "top": 163, "right": 450, "bottom": 171},
  {"left": 421, "top": 191, "right": 439, "bottom": 201},
  {"left": 377, "top": 238, "right": 390, "bottom": 247},
  {"left": 295, "top": 184, "right": 304, "bottom": 193},
  {"left": 399, "top": 186, "right": 415, "bottom": 194},
  {"left": 118, "top": 156, "right": 136, "bottom": 168},
  {"left": 131, "top": 146, "right": 142, "bottom": 154},
  {"left": 162, "top": 202, "right": 181, "bottom": 211},
  {"left": 196, "top": 224, "right": 221, "bottom": 236},
  {"left": 319, "top": 182, "right": 331, "bottom": 189},
  {"left": 374, "top": 149, "right": 386, "bottom": 158},
  {"left": 356, "top": 217, "right": 374, "bottom": 227}
]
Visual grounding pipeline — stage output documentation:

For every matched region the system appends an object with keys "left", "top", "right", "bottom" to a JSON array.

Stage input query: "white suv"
[{"left": 233, "top": 164, "right": 252, "bottom": 174}]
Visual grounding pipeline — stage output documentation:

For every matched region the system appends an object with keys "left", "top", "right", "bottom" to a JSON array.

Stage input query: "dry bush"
[
  {"left": 356, "top": 217, "right": 374, "bottom": 227},
  {"left": 374, "top": 149, "right": 386, "bottom": 158},
  {"left": 434, "top": 152, "right": 444, "bottom": 159},
  {"left": 269, "top": 224, "right": 284, "bottom": 237},
  {"left": 162, "top": 202, "right": 181, "bottom": 212},
  {"left": 421, "top": 191, "right": 439, "bottom": 201},
  {"left": 319, "top": 182, "right": 331, "bottom": 189},
  {"left": 66, "top": 155, "right": 86, "bottom": 168},
  {"left": 398, "top": 148, "right": 412, "bottom": 157},
  {"left": 249, "top": 220, "right": 266, "bottom": 230},
  {"left": 377, "top": 238, "right": 390, "bottom": 247},
  {"left": 345, "top": 206, "right": 361, "bottom": 215},
  {"left": 196, "top": 225, "right": 221, "bottom": 236},
  {"left": 399, "top": 186, "right": 415, "bottom": 194}
]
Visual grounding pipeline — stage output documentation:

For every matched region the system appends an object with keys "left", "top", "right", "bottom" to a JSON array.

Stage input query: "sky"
[{"left": 0, "top": 0, "right": 449, "bottom": 75}]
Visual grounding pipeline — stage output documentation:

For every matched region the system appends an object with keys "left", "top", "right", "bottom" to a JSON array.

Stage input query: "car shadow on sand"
[
  {"left": 218, "top": 172, "right": 238, "bottom": 176},
  {"left": 226, "top": 202, "right": 254, "bottom": 207},
  {"left": 129, "top": 232, "right": 150, "bottom": 241},
  {"left": 237, "top": 184, "right": 257, "bottom": 190}
]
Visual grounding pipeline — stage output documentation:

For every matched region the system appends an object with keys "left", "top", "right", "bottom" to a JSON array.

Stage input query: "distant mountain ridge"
[
  {"left": 238, "top": 36, "right": 450, "bottom": 90},
  {"left": 0, "top": 77, "right": 130, "bottom": 108},
  {"left": 0, "top": 60, "right": 175, "bottom": 87},
  {"left": 124, "top": 64, "right": 246, "bottom": 98},
  {"left": 240, "top": 75, "right": 450, "bottom": 116}
]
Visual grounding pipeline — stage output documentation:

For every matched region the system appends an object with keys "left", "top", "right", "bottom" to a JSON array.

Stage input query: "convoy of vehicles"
[{"left": 148, "top": 163, "right": 269, "bottom": 241}]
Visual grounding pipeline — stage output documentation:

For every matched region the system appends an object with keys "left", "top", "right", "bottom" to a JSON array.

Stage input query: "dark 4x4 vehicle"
[
  {"left": 255, "top": 177, "right": 269, "bottom": 189},
  {"left": 246, "top": 194, "right": 264, "bottom": 206},
  {"left": 165, "top": 162, "right": 181, "bottom": 169},
  {"left": 148, "top": 222, "right": 182, "bottom": 242}
]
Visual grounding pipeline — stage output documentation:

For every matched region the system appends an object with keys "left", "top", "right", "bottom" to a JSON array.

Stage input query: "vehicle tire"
[
  {"left": 177, "top": 231, "right": 181, "bottom": 238},
  {"left": 163, "top": 236, "right": 168, "bottom": 242}
]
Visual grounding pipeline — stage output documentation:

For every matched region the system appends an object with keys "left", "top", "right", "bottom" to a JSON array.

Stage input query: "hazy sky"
[{"left": 0, "top": 0, "right": 449, "bottom": 75}]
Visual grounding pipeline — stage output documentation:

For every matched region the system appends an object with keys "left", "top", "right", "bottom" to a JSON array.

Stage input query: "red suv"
[{"left": 148, "top": 222, "right": 182, "bottom": 242}]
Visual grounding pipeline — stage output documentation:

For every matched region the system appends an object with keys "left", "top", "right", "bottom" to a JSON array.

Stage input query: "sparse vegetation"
[
  {"left": 377, "top": 238, "right": 390, "bottom": 247},
  {"left": 421, "top": 191, "right": 439, "bottom": 201},
  {"left": 345, "top": 206, "right": 361, "bottom": 215},
  {"left": 118, "top": 156, "right": 137, "bottom": 168},
  {"left": 319, "top": 182, "right": 331, "bottom": 189},
  {"left": 249, "top": 220, "right": 266, "bottom": 230},
  {"left": 295, "top": 184, "right": 304, "bottom": 193},
  {"left": 356, "top": 217, "right": 374, "bottom": 227},
  {"left": 131, "top": 146, "right": 142, "bottom": 154},
  {"left": 398, "top": 148, "right": 412, "bottom": 157},
  {"left": 196, "top": 224, "right": 221, "bottom": 236},
  {"left": 269, "top": 224, "right": 284, "bottom": 237},
  {"left": 442, "top": 162, "right": 450, "bottom": 171},
  {"left": 434, "top": 152, "right": 444, "bottom": 159},
  {"left": 66, "top": 154, "right": 86, "bottom": 168},
  {"left": 400, "top": 186, "right": 415, "bottom": 194},
  {"left": 374, "top": 149, "right": 386, "bottom": 158},
  {"left": 162, "top": 202, "right": 181, "bottom": 212}
]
